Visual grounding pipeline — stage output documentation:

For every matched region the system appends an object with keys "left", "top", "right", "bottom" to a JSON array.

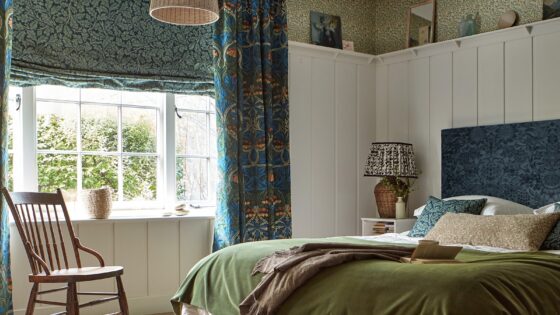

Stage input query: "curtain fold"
[
  {"left": 212, "top": 0, "right": 291, "bottom": 251},
  {"left": 0, "top": 0, "right": 12, "bottom": 312}
]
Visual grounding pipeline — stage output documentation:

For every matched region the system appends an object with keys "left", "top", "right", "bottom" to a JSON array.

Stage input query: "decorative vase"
[
  {"left": 458, "top": 14, "right": 476, "bottom": 37},
  {"left": 81, "top": 187, "right": 113, "bottom": 219},
  {"left": 374, "top": 182, "right": 398, "bottom": 218},
  {"left": 396, "top": 197, "right": 407, "bottom": 219}
]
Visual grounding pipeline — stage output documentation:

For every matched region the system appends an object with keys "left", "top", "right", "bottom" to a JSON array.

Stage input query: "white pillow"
[
  {"left": 413, "top": 195, "right": 534, "bottom": 217},
  {"left": 534, "top": 202, "right": 559, "bottom": 214}
]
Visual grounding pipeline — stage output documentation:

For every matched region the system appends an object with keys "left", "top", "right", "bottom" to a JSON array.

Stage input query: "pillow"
[
  {"left": 408, "top": 196, "right": 487, "bottom": 237},
  {"left": 425, "top": 213, "right": 560, "bottom": 251},
  {"left": 540, "top": 203, "right": 560, "bottom": 250},
  {"left": 534, "top": 202, "right": 560, "bottom": 214},
  {"left": 413, "top": 196, "right": 532, "bottom": 217}
]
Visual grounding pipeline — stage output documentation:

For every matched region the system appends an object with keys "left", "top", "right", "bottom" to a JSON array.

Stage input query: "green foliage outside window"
[{"left": 36, "top": 114, "right": 157, "bottom": 201}]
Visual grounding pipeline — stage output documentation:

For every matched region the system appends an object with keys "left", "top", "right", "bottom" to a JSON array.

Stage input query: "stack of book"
[{"left": 372, "top": 221, "right": 395, "bottom": 235}]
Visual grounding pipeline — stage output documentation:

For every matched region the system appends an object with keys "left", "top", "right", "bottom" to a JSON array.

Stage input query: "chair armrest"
[
  {"left": 27, "top": 243, "right": 51, "bottom": 275},
  {"left": 75, "top": 239, "right": 105, "bottom": 267}
]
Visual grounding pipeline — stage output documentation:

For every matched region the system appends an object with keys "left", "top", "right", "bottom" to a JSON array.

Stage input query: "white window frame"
[{"left": 11, "top": 86, "right": 216, "bottom": 211}]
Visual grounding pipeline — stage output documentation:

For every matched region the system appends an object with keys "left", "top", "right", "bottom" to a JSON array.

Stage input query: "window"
[
  {"left": 9, "top": 85, "right": 218, "bottom": 210},
  {"left": 7, "top": 86, "right": 22, "bottom": 191},
  {"left": 175, "top": 95, "right": 217, "bottom": 203}
]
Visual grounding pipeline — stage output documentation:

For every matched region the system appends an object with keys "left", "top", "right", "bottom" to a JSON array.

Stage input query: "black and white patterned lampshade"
[{"left": 364, "top": 142, "right": 418, "bottom": 178}]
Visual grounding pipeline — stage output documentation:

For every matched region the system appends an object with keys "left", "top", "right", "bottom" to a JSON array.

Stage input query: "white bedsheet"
[{"left": 351, "top": 232, "right": 560, "bottom": 255}]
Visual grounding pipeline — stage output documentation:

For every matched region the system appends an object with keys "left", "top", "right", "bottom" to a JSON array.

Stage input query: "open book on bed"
[{"left": 400, "top": 241, "right": 463, "bottom": 264}]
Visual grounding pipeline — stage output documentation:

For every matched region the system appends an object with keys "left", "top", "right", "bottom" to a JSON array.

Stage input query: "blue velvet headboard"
[{"left": 442, "top": 119, "right": 560, "bottom": 208}]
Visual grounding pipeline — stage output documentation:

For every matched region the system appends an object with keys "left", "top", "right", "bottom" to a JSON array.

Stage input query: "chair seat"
[{"left": 29, "top": 266, "right": 124, "bottom": 283}]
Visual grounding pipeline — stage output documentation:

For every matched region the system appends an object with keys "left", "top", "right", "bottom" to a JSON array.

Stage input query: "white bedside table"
[{"left": 361, "top": 218, "right": 417, "bottom": 236}]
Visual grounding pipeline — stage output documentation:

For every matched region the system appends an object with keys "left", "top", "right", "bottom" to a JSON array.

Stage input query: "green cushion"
[
  {"left": 408, "top": 196, "right": 487, "bottom": 238},
  {"left": 541, "top": 203, "right": 560, "bottom": 250}
]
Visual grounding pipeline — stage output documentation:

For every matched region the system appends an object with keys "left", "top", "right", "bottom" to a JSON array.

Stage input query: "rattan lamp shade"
[
  {"left": 150, "top": 0, "right": 219, "bottom": 26},
  {"left": 364, "top": 143, "right": 418, "bottom": 178}
]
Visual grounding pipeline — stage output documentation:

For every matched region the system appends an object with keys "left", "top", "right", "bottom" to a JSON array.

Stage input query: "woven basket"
[
  {"left": 81, "top": 188, "right": 113, "bottom": 219},
  {"left": 374, "top": 183, "right": 409, "bottom": 218}
]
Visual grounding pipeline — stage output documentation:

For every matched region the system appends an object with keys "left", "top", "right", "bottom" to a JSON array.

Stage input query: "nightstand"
[{"left": 361, "top": 218, "right": 417, "bottom": 236}]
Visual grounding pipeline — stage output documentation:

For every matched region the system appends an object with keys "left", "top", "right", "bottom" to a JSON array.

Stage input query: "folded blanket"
[{"left": 239, "top": 243, "right": 415, "bottom": 315}]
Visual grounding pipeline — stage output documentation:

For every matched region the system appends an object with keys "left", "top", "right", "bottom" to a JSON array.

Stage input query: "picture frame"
[
  {"left": 543, "top": 0, "right": 560, "bottom": 20},
  {"left": 310, "top": 11, "right": 343, "bottom": 49}
]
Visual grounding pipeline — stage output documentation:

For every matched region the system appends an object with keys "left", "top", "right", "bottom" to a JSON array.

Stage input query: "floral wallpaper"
[
  {"left": 287, "top": 0, "right": 544, "bottom": 55},
  {"left": 286, "top": 0, "right": 377, "bottom": 54}
]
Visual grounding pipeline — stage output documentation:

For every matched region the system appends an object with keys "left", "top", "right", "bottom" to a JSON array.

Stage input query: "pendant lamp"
[{"left": 150, "top": 0, "right": 219, "bottom": 26}]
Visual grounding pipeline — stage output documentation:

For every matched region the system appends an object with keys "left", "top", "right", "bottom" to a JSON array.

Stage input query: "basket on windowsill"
[{"left": 81, "top": 187, "right": 113, "bottom": 219}]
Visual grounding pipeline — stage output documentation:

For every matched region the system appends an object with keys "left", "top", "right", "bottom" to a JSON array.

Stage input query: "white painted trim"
[
  {"left": 373, "top": 18, "right": 560, "bottom": 65},
  {"left": 288, "top": 41, "right": 375, "bottom": 64}
]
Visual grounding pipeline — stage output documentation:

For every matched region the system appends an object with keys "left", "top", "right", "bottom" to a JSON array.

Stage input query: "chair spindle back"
[{"left": 2, "top": 188, "right": 82, "bottom": 275}]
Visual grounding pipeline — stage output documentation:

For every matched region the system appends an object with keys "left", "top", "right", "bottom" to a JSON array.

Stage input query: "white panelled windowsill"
[{"left": 9, "top": 207, "right": 215, "bottom": 225}]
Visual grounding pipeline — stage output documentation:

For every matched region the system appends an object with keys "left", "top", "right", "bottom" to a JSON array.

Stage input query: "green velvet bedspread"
[{"left": 171, "top": 237, "right": 560, "bottom": 315}]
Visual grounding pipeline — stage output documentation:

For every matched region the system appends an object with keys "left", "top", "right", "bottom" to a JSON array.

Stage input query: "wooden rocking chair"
[{"left": 2, "top": 188, "right": 129, "bottom": 315}]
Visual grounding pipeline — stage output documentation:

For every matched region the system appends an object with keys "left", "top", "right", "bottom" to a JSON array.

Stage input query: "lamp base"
[{"left": 374, "top": 181, "right": 397, "bottom": 218}]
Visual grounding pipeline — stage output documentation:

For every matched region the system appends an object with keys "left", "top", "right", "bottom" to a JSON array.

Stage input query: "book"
[{"left": 400, "top": 242, "right": 463, "bottom": 264}]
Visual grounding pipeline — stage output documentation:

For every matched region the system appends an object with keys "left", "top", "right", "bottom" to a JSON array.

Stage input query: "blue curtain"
[
  {"left": 212, "top": 0, "right": 291, "bottom": 251},
  {"left": 0, "top": 0, "right": 12, "bottom": 312}
]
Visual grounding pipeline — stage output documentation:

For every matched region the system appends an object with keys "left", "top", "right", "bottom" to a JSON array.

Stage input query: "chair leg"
[
  {"left": 25, "top": 283, "right": 39, "bottom": 315},
  {"left": 116, "top": 276, "right": 129, "bottom": 315},
  {"left": 66, "top": 282, "right": 79, "bottom": 315}
]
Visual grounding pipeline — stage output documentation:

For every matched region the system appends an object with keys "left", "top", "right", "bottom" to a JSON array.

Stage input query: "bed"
[{"left": 171, "top": 119, "right": 560, "bottom": 315}]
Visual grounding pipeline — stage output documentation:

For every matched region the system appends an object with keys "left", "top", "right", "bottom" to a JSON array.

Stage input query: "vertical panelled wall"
[
  {"left": 10, "top": 218, "right": 213, "bottom": 315},
  {"left": 289, "top": 43, "right": 376, "bottom": 238},
  {"left": 375, "top": 20, "right": 560, "bottom": 210}
]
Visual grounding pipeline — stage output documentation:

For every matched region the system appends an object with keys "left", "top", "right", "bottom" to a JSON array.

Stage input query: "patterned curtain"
[
  {"left": 212, "top": 0, "right": 291, "bottom": 251},
  {"left": 0, "top": 0, "right": 12, "bottom": 312}
]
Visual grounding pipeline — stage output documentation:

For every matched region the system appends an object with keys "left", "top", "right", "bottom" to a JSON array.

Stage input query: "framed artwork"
[
  {"left": 310, "top": 11, "right": 342, "bottom": 49},
  {"left": 544, "top": 0, "right": 560, "bottom": 20}
]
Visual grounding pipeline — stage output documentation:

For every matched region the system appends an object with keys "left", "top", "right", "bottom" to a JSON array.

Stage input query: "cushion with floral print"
[
  {"left": 408, "top": 196, "right": 487, "bottom": 238},
  {"left": 540, "top": 203, "right": 560, "bottom": 250}
]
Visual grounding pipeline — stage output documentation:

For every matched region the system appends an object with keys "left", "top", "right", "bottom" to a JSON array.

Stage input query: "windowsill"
[{"left": 9, "top": 207, "right": 215, "bottom": 225}]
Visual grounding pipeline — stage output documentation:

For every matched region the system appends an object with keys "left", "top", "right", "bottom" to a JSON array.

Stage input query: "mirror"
[{"left": 406, "top": 0, "right": 436, "bottom": 48}]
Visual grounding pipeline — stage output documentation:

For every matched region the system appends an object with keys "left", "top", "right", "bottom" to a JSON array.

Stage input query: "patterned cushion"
[
  {"left": 426, "top": 213, "right": 560, "bottom": 251},
  {"left": 540, "top": 203, "right": 560, "bottom": 250},
  {"left": 408, "top": 196, "right": 487, "bottom": 237}
]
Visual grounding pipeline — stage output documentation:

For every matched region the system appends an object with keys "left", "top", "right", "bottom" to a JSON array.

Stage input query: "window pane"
[
  {"left": 210, "top": 113, "right": 217, "bottom": 157},
  {"left": 176, "top": 158, "right": 208, "bottom": 201},
  {"left": 81, "top": 105, "right": 118, "bottom": 152},
  {"left": 36, "top": 85, "right": 80, "bottom": 101},
  {"left": 122, "top": 91, "right": 164, "bottom": 107},
  {"left": 122, "top": 107, "right": 157, "bottom": 153},
  {"left": 208, "top": 158, "right": 217, "bottom": 202},
  {"left": 7, "top": 87, "right": 21, "bottom": 150},
  {"left": 176, "top": 112, "right": 208, "bottom": 156},
  {"left": 37, "top": 154, "right": 78, "bottom": 193},
  {"left": 175, "top": 95, "right": 208, "bottom": 111},
  {"left": 82, "top": 155, "right": 118, "bottom": 199},
  {"left": 81, "top": 88, "right": 121, "bottom": 104},
  {"left": 7, "top": 153, "right": 13, "bottom": 191},
  {"left": 37, "top": 102, "right": 78, "bottom": 151},
  {"left": 123, "top": 156, "right": 157, "bottom": 201}
]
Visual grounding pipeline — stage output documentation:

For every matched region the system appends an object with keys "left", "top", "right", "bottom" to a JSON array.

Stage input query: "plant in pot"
[{"left": 378, "top": 176, "right": 416, "bottom": 218}]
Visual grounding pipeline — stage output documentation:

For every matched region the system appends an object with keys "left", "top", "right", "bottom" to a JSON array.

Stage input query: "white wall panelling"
[
  {"left": 374, "top": 18, "right": 560, "bottom": 210},
  {"left": 452, "top": 48, "right": 478, "bottom": 128},
  {"left": 505, "top": 38, "right": 533, "bottom": 123},
  {"left": 289, "top": 42, "right": 376, "bottom": 237},
  {"left": 10, "top": 217, "right": 213, "bottom": 315},
  {"left": 478, "top": 43, "right": 505, "bottom": 126}
]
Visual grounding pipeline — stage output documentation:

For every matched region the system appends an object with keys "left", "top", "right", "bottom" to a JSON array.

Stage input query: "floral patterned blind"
[{"left": 11, "top": 0, "right": 214, "bottom": 94}]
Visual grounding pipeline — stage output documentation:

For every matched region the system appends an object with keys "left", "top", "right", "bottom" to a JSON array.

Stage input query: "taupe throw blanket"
[{"left": 239, "top": 243, "right": 415, "bottom": 315}]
